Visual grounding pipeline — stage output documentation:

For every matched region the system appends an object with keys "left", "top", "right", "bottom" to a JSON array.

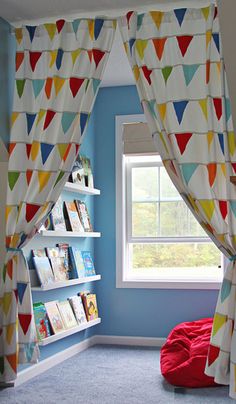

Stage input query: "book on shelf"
[
  {"left": 44, "top": 301, "right": 65, "bottom": 334},
  {"left": 57, "top": 243, "right": 70, "bottom": 275},
  {"left": 64, "top": 201, "right": 84, "bottom": 232},
  {"left": 51, "top": 197, "right": 67, "bottom": 231},
  {"left": 50, "top": 257, "right": 70, "bottom": 281},
  {"left": 81, "top": 251, "right": 96, "bottom": 277},
  {"left": 80, "top": 292, "right": 98, "bottom": 321},
  {"left": 68, "top": 246, "right": 86, "bottom": 279},
  {"left": 57, "top": 300, "right": 78, "bottom": 329},
  {"left": 33, "top": 256, "right": 55, "bottom": 287},
  {"left": 75, "top": 200, "right": 93, "bottom": 232},
  {"left": 70, "top": 154, "right": 85, "bottom": 186},
  {"left": 33, "top": 302, "right": 51, "bottom": 341},
  {"left": 40, "top": 213, "right": 54, "bottom": 231},
  {"left": 46, "top": 247, "right": 60, "bottom": 258},
  {"left": 81, "top": 155, "right": 94, "bottom": 188},
  {"left": 32, "top": 249, "right": 47, "bottom": 257},
  {"left": 68, "top": 295, "right": 87, "bottom": 326}
]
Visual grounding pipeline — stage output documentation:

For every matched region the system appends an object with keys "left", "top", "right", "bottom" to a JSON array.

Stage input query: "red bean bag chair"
[{"left": 160, "top": 318, "right": 218, "bottom": 388}]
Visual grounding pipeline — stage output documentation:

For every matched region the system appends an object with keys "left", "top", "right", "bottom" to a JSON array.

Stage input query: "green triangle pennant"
[
  {"left": 162, "top": 66, "right": 173, "bottom": 83},
  {"left": 8, "top": 172, "right": 20, "bottom": 190},
  {"left": 16, "top": 79, "right": 26, "bottom": 98},
  {"left": 54, "top": 171, "right": 65, "bottom": 187}
]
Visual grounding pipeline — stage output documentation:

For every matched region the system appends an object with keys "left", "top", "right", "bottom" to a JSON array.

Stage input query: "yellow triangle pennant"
[
  {"left": 123, "top": 42, "right": 128, "bottom": 55},
  {"left": 199, "top": 199, "right": 215, "bottom": 221},
  {"left": 160, "top": 132, "right": 168, "bottom": 154},
  {"left": 221, "top": 163, "right": 226, "bottom": 177},
  {"left": 212, "top": 313, "right": 227, "bottom": 337},
  {"left": 228, "top": 132, "right": 236, "bottom": 156},
  {"left": 88, "top": 20, "right": 95, "bottom": 40},
  {"left": 11, "top": 234, "right": 20, "bottom": 248},
  {"left": 44, "top": 23, "right": 57, "bottom": 41},
  {"left": 206, "top": 30, "right": 212, "bottom": 49},
  {"left": 71, "top": 49, "right": 81, "bottom": 66},
  {"left": 38, "top": 171, "right": 51, "bottom": 193},
  {"left": 31, "top": 141, "right": 40, "bottom": 161},
  {"left": 13, "top": 255, "right": 18, "bottom": 264},
  {"left": 6, "top": 323, "right": 15, "bottom": 345},
  {"left": 11, "top": 112, "right": 19, "bottom": 128},
  {"left": 37, "top": 110, "right": 46, "bottom": 126},
  {"left": 217, "top": 234, "right": 225, "bottom": 244},
  {"left": 133, "top": 65, "right": 140, "bottom": 82},
  {"left": 57, "top": 144, "right": 68, "bottom": 160},
  {"left": 150, "top": 11, "right": 164, "bottom": 29},
  {"left": 3, "top": 292, "right": 12, "bottom": 316},
  {"left": 135, "top": 39, "right": 148, "bottom": 60},
  {"left": 49, "top": 50, "right": 57, "bottom": 68},
  {"left": 201, "top": 6, "right": 210, "bottom": 21},
  {"left": 199, "top": 99, "right": 208, "bottom": 120},
  {"left": 15, "top": 28, "right": 23, "bottom": 45},
  {"left": 207, "top": 131, "right": 214, "bottom": 150},
  {"left": 53, "top": 76, "right": 66, "bottom": 96},
  {"left": 158, "top": 103, "right": 167, "bottom": 122},
  {"left": 216, "top": 61, "right": 221, "bottom": 76},
  {"left": 6, "top": 206, "right": 13, "bottom": 224}
]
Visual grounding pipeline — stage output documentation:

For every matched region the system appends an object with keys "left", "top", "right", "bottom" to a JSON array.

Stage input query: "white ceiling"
[{"left": 0, "top": 0, "right": 215, "bottom": 87}]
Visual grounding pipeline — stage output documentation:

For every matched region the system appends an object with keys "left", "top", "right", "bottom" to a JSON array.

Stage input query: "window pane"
[
  {"left": 130, "top": 243, "right": 221, "bottom": 270},
  {"left": 160, "top": 167, "right": 181, "bottom": 200},
  {"left": 132, "top": 202, "right": 158, "bottom": 237},
  {"left": 132, "top": 167, "right": 158, "bottom": 201}
]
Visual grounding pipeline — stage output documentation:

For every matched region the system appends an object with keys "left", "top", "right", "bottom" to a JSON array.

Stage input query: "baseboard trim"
[{"left": 93, "top": 335, "right": 166, "bottom": 347}]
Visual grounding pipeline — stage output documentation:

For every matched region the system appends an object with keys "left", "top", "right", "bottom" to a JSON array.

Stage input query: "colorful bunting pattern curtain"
[
  {"left": 0, "top": 17, "right": 116, "bottom": 382},
  {"left": 119, "top": 4, "right": 236, "bottom": 399}
]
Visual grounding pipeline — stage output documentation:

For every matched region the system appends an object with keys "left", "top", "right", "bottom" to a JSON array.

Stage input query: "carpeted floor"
[{"left": 0, "top": 345, "right": 232, "bottom": 403}]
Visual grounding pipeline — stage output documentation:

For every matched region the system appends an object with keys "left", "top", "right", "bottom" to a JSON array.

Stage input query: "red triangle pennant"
[
  {"left": 14, "top": 289, "right": 18, "bottom": 302},
  {"left": 56, "top": 19, "right": 65, "bottom": 33},
  {"left": 69, "top": 78, "right": 85, "bottom": 98},
  {"left": 213, "top": 98, "right": 222, "bottom": 120},
  {"left": 43, "top": 110, "right": 56, "bottom": 130},
  {"left": 26, "top": 144, "right": 32, "bottom": 159},
  {"left": 45, "top": 77, "right": 53, "bottom": 99},
  {"left": 141, "top": 66, "right": 152, "bottom": 85},
  {"left": 63, "top": 144, "right": 72, "bottom": 162},
  {"left": 219, "top": 200, "right": 228, "bottom": 220},
  {"left": 206, "top": 59, "right": 210, "bottom": 84},
  {"left": 18, "top": 313, "right": 32, "bottom": 335},
  {"left": 127, "top": 11, "right": 134, "bottom": 29},
  {"left": 208, "top": 344, "right": 220, "bottom": 367},
  {"left": 214, "top": 6, "right": 218, "bottom": 19},
  {"left": 232, "top": 163, "right": 236, "bottom": 174},
  {"left": 152, "top": 38, "right": 167, "bottom": 60},
  {"left": 29, "top": 51, "right": 42, "bottom": 72},
  {"left": 207, "top": 163, "right": 217, "bottom": 187},
  {"left": 7, "top": 260, "right": 13, "bottom": 280},
  {"left": 92, "top": 49, "right": 105, "bottom": 68},
  {"left": 177, "top": 35, "right": 193, "bottom": 57},
  {"left": 26, "top": 170, "right": 33, "bottom": 185},
  {"left": 25, "top": 203, "right": 41, "bottom": 222},
  {"left": 6, "top": 353, "right": 17, "bottom": 373},
  {"left": 75, "top": 144, "right": 80, "bottom": 155},
  {"left": 16, "top": 52, "right": 24, "bottom": 72},
  {"left": 9, "top": 143, "right": 16, "bottom": 156},
  {"left": 87, "top": 50, "right": 93, "bottom": 62},
  {"left": 175, "top": 133, "right": 192, "bottom": 155}
]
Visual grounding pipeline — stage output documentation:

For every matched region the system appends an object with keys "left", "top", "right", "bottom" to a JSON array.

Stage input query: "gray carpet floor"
[{"left": 0, "top": 345, "right": 232, "bottom": 403}]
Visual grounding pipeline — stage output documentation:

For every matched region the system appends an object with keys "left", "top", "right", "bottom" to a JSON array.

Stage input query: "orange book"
[{"left": 64, "top": 201, "right": 84, "bottom": 232}]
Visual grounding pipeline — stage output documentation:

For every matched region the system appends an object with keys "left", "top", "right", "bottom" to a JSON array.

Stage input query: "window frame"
[{"left": 115, "top": 114, "right": 224, "bottom": 290}]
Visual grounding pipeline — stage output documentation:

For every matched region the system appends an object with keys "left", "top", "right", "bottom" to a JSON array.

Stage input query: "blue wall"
[{"left": 94, "top": 86, "right": 219, "bottom": 338}]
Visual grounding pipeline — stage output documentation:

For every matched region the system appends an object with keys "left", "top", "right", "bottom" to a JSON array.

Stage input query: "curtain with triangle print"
[
  {"left": 119, "top": 4, "right": 236, "bottom": 399},
  {"left": 0, "top": 17, "right": 116, "bottom": 382}
]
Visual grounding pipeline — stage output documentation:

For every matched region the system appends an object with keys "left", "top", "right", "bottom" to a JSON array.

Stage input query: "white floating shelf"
[
  {"left": 39, "top": 318, "right": 101, "bottom": 346},
  {"left": 39, "top": 230, "right": 101, "bottom": 238},
  {"left": 31, "top": 275, "right": 101, "bottom": 291},
  {"left": 63, "top": 182, "right": 100, "bottom": 195}
]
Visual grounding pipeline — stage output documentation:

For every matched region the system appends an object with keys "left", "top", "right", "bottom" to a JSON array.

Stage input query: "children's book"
[
  {"left": 46, "top": 247, "right": 60, "bottom": 258},
  {"left": 39, "top": 213, "right": 54, "bottom": 231},
  {"left": 80, "top": 292, "right": 98, "bottom": 321},
  {"left": 57, "top": 301, "right": 78, "bottom": 329},
  {"left": 51, "top": 197, "right": 66, "bottom": 231},
  {"left": 44, "top": 301, "right": 65, "bottom": 334},
  {"left": 33, "top": 256, "right": 55, "bottom": 287},
  {"left": 70, "top": 154, "right": 85, "bottom": 186},
  {"left": 68, "top": 246, "right": 86, "bottom": 279},
  {"left": 81, "top": 251, "right": 96, "bottom": 277},
  {"left": 75, "top": 200, "right": 93, "bottom": 232},
  {"left": 32, "top": 249, "right": 47, "bottom": 257},
  {"left": 64, "top": 201, "right": 84, "bottom": 232},
  {"left": 50, "top": 257, "right": 69, "bottom": 281},
  {"left": 68, "top": 295, "right": 87, "bottom": 326},
  {"left": 57, "top": 243, "right": 70, "bottom": 275},
  {"left": 33, "top": 302, "right": 51, "bottom": 341},
  {"left": 81, "top": 155, "right": 94, "bottom": 188}
]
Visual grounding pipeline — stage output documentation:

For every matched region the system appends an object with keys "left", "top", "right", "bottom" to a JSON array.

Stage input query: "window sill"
[{"left": 116, "top": 278, "right": 222, "bottom": 290}]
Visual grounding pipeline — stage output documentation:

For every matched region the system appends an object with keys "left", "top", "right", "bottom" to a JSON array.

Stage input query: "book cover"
[
  {"left": 64, "top": 201, "right": 84, "bottom": 232},
  {"left": 32, "top": 249, "right": 46, "bottom": 257},
  {"left": 68, "top": 247, "right": 85, "bottom": 279},
  {"left": 50, "top": 257, "right": 69, "bottom": 281},
  {"left": 70, "top": 154, "right": 85, "bottom": 186},
  {"left": 68, "top": 295, "right": 87, "bottom": 326},
  {"left": 33, "top": 256, "right": 55, "bottom": 287},
  {"left": 39, "top": 213, "right": 54, "bottom": 231},
  {"left": 81, "top": 156, "right": 94, "bottom": 188},
  {"left": 46, "top": 247, "right": 60, "bottom": 258},
  {"left": 33, "top": 302, "right": 51, "bottom": 341},
  {"left": 51, "top": 197, "right": 66, "bottom": 231},
  {"left": 75, "top": 200, "right": 93, "bottom": 232},
  {"left": 57, "top": 301, "right": 78, "bottom": 329},
  {"left": 44, "top": 301, "right": 65, "bottom": 334},
  {"left": 81, "top": 293, "right": 98, "bottom": 321},
  {"left": 57, "top": 243, "right": 70, "bottom": 275},
  {"left": 81, "top": 251, "right": 96, "bottom": 277}
]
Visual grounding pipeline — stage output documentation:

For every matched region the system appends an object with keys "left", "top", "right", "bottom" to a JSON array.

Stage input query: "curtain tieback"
[
  {"left": 229, "top": 255, "right": 236, "bottom": 261},
  {"left": 6, "top": 247, "right": 22, "bottom": 253}
]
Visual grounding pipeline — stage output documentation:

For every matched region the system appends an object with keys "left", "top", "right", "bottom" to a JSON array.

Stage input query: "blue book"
[
  {"left": 68, "top": 247, "right": 86, "bottom": 279},
  {"left": 81, "top": 251, "right": 96, "bottom": 277}
]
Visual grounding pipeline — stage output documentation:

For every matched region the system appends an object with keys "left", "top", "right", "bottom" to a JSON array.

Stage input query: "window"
[{"left": 116, "top": 115, "right": 224, "bottom": 289}]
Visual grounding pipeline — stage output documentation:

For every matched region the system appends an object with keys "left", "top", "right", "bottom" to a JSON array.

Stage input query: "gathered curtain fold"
[
  {"left": 118, "top": 4, "right": 236, "bottom": 399},
  {"left": 0, "top": 17, "right": 116, "bottom": 382}
]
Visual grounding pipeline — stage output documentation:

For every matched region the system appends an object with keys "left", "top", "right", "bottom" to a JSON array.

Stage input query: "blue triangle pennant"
[
  {"left": 181, "top": 163, "right": 198, "bottom": 185},
  {"left": 32, "top": 79, "right": 45, "bottom": 98},
  {"left": 137, "top": 13, "right": 145, "bottom": 30},
  {"left": 56, "top": 48, "right": 64, "bottom": 70},
  {"left": 92, "top": 78, "right": 101, "bottom": 94},
  {"left": 174, "top": 8, "right": 187, "bottom": 26},
  {"left": 26, "top": 26, "right": 37, "bottom": 42},
  {"left": 148, "top": 100, "right": 157, "bottom": 119},
  {"left": 221, "top": 279, "right": 232, "bottom": 303},
  {"left": 225, "top": 98, "right": 231, "bottom": 122},
  {"left": 183, "top": 64, "right": 200, "bottom": 86},
  {"left": 80, "top": 113, "right": 89, "bottom": 135},
  {"left": 213, "top": 33, "right": 220, "bottom": 53},
  {"left": 72, "top": 19, "right": 81, "bottom": 34},
  {"left": 129, "top": 38, "right": 135, "bottom": 54},
  {"left": 61, "top": 112, "right": 77, "bottom": 134},
  {"left": 40, "top": 143, "right": 54, "bottom": 164},
  {"left": 173, "top": 100, "right": 188, "bottom": 124},
  {"left": 94, "top": 18, "right": 104, "bottom": 40},
  {"left": 17, "top": 282, "right": 28, "bottom": 305},
  {"left": 218, "top": 133, "right": 224, "bottom": 155},
  {"left": 230, "top": 201, "right": 236, "bottom": 218},
  {"left": 26, "top": 113, "right": 36, "bottom": 135}
]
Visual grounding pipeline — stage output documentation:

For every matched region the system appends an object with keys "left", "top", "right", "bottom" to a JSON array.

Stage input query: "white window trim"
[{"left": 116, "top": 114, "right": 224, "bottom": 290}]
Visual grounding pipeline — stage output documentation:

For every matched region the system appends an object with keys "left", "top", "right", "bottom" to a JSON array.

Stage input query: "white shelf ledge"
[
  {"left": 31, "top": 275, "right": 101, "bottom": 291},
  {"left": 39, "top": 318, "right": 101, "bottom": 346},
  {"left": 39, "top": 230, "right": 101, "bottom": 238},
  {"left": 63, "top": 182, "right": 100, "bottom": 195}
]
